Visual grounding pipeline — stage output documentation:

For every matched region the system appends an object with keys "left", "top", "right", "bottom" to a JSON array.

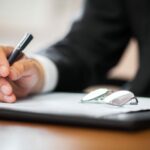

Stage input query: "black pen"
[{"left": 8, "top": 33, "right": 33, "bottom": 65}]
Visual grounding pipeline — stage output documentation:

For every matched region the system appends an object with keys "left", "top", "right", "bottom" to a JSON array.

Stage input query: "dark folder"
[{"left": 0, "top": 93, "right": 150, "bottom": 131}]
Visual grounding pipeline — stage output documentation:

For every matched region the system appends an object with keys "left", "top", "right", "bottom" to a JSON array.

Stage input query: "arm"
[{"left": 39, "top": 0, "right": 131, "bottom": 92}]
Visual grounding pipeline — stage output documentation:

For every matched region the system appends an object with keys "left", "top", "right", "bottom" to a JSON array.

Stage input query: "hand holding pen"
[{"left": 0, "top": 33, "right": 44, "bottom": 103}]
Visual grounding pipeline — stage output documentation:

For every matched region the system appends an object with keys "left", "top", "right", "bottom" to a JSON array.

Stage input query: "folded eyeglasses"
[{"left": 81, "top": 88, "right": 138, "bottom": 106}]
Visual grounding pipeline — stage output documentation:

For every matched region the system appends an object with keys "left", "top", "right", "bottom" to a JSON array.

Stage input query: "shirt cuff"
[{"left": 25, "top": 53, "right": 58, "bottom": 93}]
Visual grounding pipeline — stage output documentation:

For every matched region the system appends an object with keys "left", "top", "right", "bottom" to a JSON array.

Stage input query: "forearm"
[{"left": 37, "top": 0, "right": 131, "bottom": 92}]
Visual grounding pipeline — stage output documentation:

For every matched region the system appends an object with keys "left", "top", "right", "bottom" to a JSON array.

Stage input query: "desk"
[{"left": 0, "top": 121, "right": 149, "bottom": 150}]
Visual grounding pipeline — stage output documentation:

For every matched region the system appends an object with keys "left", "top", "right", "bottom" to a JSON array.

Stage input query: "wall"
[{"left": 0, "top": 0, "right": 83, "bottom": 50}]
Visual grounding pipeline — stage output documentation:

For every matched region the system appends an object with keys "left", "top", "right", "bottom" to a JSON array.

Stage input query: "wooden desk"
[{"left": 0, "top": 120, "right": 149, "bottom": 150}]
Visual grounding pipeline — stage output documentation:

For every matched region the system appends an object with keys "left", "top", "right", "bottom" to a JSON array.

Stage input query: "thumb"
[
  {"left": 8, "top": 58, "right": 44, "bottom": 95},
  {"left": 9, "top": 59, "right": 36, "bottom": 81}
]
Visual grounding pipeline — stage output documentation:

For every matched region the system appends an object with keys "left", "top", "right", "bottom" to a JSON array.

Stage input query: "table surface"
[{"left": 0, "top": 120, "right": 150, "bottom": 150}]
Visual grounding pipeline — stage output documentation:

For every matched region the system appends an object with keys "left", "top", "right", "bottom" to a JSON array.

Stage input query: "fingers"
[
  {"left": 0, "top": 56, "right": 44, "bottom": 102},
  {"left": 0, "top": 93, "right": 16, "bottom": 103},
  {"left": 0, "top": 77, "right": 16, "bottom": 103},
  {"left": 0, "top": 46, "right": 13, "bottom": 77},
  {"left": 0, "top": 46, "right": 16, "bottom": 102}
]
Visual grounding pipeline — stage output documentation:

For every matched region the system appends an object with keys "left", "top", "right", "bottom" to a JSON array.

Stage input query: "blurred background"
[
  {"left": 0, "top": 0, "right": 138, "bottom": 82},
  {"left": 0, "top": 0, "right": 83, "bottom": 50}
]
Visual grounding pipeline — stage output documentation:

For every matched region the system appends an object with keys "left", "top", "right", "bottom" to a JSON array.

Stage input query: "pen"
[{"left": 8, "top": 33, "right": 33, "bottom": 65}]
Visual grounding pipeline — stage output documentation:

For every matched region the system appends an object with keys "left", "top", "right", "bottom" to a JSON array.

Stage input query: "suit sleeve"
[{"left": 39, "top": 0, "right": 131, "bottom": 92}]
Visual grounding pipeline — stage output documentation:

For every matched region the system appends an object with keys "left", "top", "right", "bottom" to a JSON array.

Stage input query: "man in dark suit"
[{"left": 0, "top": 0, "right": 150, "bottom": 102}]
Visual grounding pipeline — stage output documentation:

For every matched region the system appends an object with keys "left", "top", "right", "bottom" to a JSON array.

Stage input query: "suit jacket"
[{"left": 39, "top": 0, "right": 150, "bottom": 97}]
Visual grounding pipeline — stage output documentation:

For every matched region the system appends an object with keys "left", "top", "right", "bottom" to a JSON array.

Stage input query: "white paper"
[{"left": 0, "top": 93, "right": 150, "bottom": 118}]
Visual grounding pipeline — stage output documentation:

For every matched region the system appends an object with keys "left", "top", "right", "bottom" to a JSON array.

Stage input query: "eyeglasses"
[{"left": 81, "top": 88, "right": 138, "bottom": 106}]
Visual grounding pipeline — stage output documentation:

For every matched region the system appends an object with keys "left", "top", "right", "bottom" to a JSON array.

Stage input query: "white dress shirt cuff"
[{"left": 25, "top": 53, "right": 58, "bottom": 93}]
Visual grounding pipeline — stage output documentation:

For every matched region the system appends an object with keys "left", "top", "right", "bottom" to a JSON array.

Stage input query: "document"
[{"left": 0, "top": 92, "right": 150, "bottom": 118}]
